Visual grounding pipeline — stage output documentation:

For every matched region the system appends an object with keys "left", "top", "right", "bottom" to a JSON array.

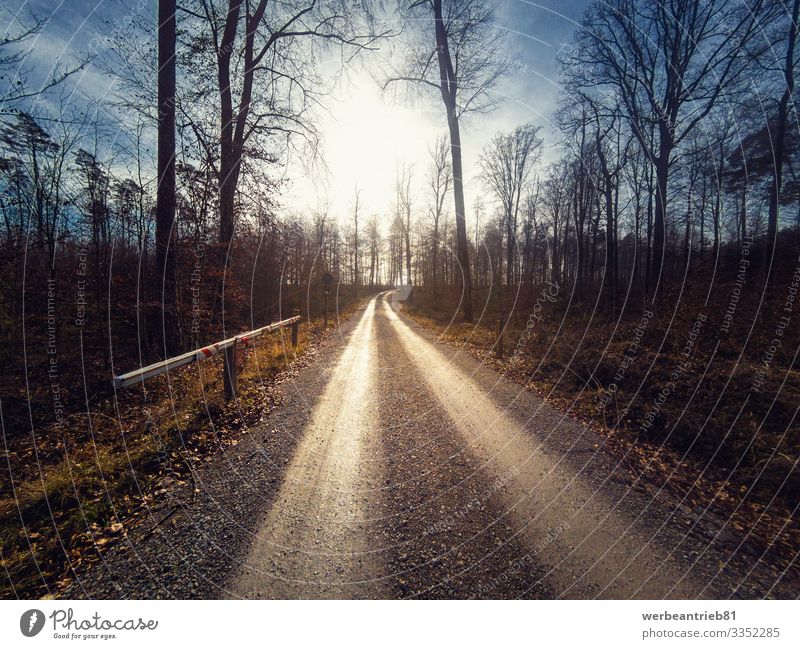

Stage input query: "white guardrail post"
[{"left": 113, "top": 315, "right": 302, "bottom": 395}]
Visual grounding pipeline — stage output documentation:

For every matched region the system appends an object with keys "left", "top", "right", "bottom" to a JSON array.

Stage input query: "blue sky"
[{"left": 2, "top": 0, "right": 590, "bottom": 219}]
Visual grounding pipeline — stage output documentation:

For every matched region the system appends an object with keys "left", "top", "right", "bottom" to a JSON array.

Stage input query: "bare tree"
[
  {"left": 366, "top": 214, "right": 381, "bottom": 286},
  {"left": 564, "top": 96, "right": 628, "bottom": 314},
  {"left": 767, "top": 0, "right": 800, "bottom": 286},
  {"left": 480, "top": 123, "right": 543, "bottom": 290},
  {"left": 520, "top": 183, "right": 541, "bottom": 291},
  {"left": 556, "top": 102, "right": 595, "bottom": 299},
  {"left": 156, "top": 0, "right": 179, "bottom": 359},
  {"left": 396, "top": 164, "right": 414, "bottom": 286},
  {"left": 182, "top": 0, "right": 382, "bottom": 396},
  {"left": 565, "top": 0, "right": 774, "bottom": 296},
  {"left": 540, "top": 160, "right": 570, "bottom": 285},
  {"left": 0, "top": 112, "right": 79, "bottom": 280},
  {"left": 352, "top": 187, "right": 361, "bottom": 297},
  {"left": 427, "top": 134, "right": 451, "bottom": 299},
  {"left": 0, "top": 8, "right": 88, "bottom": 111},
  {"left": 384, "top": 0, "right": 510, "bottom": 321},
  {"left": 184, "top": 0, "right": 381, "bottom": 244}
]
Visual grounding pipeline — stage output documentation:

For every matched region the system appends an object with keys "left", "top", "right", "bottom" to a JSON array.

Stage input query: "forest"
[{"left": 1, "top": 0, "right": 799, "bottom": 598}]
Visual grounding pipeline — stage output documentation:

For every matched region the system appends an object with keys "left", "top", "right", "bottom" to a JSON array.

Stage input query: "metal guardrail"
[{"left": 113, "top": 315, "right": 302, "bottom": 390}]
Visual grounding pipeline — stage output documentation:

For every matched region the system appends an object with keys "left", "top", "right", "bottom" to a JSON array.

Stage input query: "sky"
[
  {"left": 286, "top": 0, "right": 591, "bottom": 219},
  {"left": 3, "top": 0, "right": 590, "bottom": 225}
]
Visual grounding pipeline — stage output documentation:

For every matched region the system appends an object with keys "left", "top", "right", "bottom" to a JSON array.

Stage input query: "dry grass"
[
  {"left": 405, "top": 285, "right": 800, "bottom": 577},
  {"left": 0, "top": 296, "right": 370, "bottom": 599}
]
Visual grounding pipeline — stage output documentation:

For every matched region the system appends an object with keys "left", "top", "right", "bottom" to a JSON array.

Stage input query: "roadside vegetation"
[
  {"left": 405, "top": 233, "right": 800, "bottom": 579},
  {"left": 0, "top": 295, "right": 372, "bottom": 599}
]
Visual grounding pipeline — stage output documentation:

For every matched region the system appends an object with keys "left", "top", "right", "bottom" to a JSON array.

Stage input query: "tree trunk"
[
  {"left": 432, "top": 218, "right": 439, "bottom": 300},
  {"left": 155, "top": 0, "right": 178, "bottom": 359},
  {"left": 354, "top": 210, "right": 359, "bottom": 298},
  {"left": 605, "top": 180, "right": 615, "bottom": 316},
  {"left": 645, "top": 160, "right": 653, "bottom": 298},
  {"left": 404, "top": 208, "right": 411, "bottom": 286},
  {"left": 651, "top": 143, "right": 670, "bottom": 297},
  {"left": 446, "top": 114, "right": 474, "bottom": 319},
  {"left": 633, "top": 192, "right": 641, "bottom": 290},
  {"left": 699, "top": 176, "right": 706, "bottom": 263},
  {"left": 217, "top": 0, "right": 245, "bottom": 399},
  {"left": 505, "top": 212, "right": 514, "bottom": 288},
  {"left": 434, "top": 0, "right": 473, "bottom": 322},
  {"left": 552, "top": 212, "right": 561, "bottom": 285},
  {"left": 740, "top": 186, "right": 747, "bottom": 245},
  {"left": 767, "top": 0, "right": 800, "bottom": 286}
]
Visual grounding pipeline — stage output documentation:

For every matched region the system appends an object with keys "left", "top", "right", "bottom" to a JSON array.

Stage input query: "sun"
[{"left": 290, "top": 70, "right": 445, "bottom": 221}]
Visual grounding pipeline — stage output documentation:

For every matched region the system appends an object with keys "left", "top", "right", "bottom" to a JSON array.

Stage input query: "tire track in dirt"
[
  {"left": 370, "top": 295, "right": 553, "bottom": 598},
  {"left": 229, "top": 298, "right": 391, "bottom": 598},
  {"left": 75, "top": 290, "right": 777, "bottom": 598},
  {"left": 382, "top": 293, "right": 712, "bottom": 598}
]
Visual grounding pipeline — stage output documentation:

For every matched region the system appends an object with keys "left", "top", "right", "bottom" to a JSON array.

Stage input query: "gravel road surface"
[{"left": 67, "top": 292, "right": 794, "bottom": 599}]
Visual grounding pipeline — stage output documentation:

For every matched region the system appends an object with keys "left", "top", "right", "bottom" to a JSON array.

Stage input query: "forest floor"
[{"left": 30, "top": 291, "right": 798, "bottom": 599}]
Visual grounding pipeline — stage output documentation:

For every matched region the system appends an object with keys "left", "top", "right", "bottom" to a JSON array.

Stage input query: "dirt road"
[
  {"left": 70, "top": 292, "right": 794, "bottom": 599},
  {"left": 227, "top": 292, "right": 789, "bottom": 598}
]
